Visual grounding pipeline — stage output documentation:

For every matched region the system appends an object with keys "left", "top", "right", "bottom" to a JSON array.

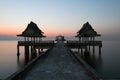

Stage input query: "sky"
[{"left": 0, "top": 0, "right": 120, "bottom": 40}]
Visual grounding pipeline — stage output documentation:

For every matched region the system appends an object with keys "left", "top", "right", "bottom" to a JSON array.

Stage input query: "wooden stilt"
[
  {"left": 99, "top": 46, "right": 101, "bottom": 56},
  {"left": 17, "top": 45, "right": 20, "bottom": 56},
  {"left": 93, "top": 46, "right": 95, "bottom": 54},
  {"left": 25, "top": 46, "right": 29, "bottom": 57},
  {"left": 89, "top": 46, "right": 90, "bottom": 51},
  {"left": 38, "top": 48, "right": 40, "bottom": 54}
]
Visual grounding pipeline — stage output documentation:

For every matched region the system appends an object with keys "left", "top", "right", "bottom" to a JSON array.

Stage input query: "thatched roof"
[
  {"left": 17, "top": 21, "right": 46, "bottom": 37},
  {"left": 76, "top": 22, "right": 101, "bottom": 37}
]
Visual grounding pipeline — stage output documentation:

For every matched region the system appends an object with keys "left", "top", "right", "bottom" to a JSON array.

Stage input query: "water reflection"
[
  {"left": 16, "top": 46, "right": 51, "bottom": 69},
  {"left": 71, "top": 48, "right": 103, "bottom": 77},
  {"left": 81, "top": 53, "right": 102, "bottom": 69}
]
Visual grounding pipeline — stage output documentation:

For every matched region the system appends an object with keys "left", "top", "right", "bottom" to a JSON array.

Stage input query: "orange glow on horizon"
[
  {"left": 0, "top": 24, "right": 75, "bottom": 37},
  {"left": 45, "top": 30, "right": 74, "bottom": 37},
  {"left": 0, "top": 27, "right": 75, "bottom": 37},
  {"left": 0, "top": 26, "right": 24, "bottom": 37}
]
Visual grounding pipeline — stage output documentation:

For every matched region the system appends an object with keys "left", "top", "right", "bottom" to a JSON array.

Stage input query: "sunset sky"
[{"left": 0, "top": 0, "right": 120, "bottom": 40}]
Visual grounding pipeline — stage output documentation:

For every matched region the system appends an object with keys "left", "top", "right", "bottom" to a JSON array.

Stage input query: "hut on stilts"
[
  {"left": 17, "top": 21, "right": 46, "bottom": 57},
  {"left": 75, "top": 22, "right": 102, "bottom": 55}
]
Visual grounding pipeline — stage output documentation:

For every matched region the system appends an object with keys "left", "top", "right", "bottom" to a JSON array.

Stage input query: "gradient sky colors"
[{"left": 0, "top": 0, "right": 120, "bottom": 39}]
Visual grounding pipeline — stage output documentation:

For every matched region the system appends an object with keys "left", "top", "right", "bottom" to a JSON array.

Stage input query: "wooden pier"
[
  {"left": 7, "top": 41, "right": 102, "bottom": 80},
  {"left": 12, "top": 21, "right": 103, "bottom": 80},
  {"left": 17, "top": 40, "right": 102, "bottom": 56},
  {"left": 66, "top": 40, "right": 102, "bottom": 55},
  {"left": 17, "top": 40, "right": 55, "bottom": 56}
]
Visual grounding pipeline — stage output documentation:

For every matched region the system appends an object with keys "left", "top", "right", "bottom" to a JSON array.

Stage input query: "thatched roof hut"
[
  {"left": 17, "top": 21, "right": 45, "bottom": 37},
  {"left": 17, "top": 21, "right": 46, "bottom": 42},
  {"left": 76, "top": 22, "right": 101, "bottom": 37}
]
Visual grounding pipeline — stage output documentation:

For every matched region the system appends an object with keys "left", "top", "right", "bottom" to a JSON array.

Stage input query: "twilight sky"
[{"left": 0, "top": 0, "right": 120, "bottom": 40}]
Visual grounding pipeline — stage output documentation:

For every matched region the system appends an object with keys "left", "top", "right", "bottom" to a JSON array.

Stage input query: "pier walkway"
[{"left": 18, "top": 41, "right": 95, "bottom": 80}]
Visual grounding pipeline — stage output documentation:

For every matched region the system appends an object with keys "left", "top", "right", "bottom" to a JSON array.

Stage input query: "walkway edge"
[
  {"left": 66, "top": 46, "right": 103, "bottom": 80},
  {"left": 5, "top": 47, "right": 54, "bottom": 80}
]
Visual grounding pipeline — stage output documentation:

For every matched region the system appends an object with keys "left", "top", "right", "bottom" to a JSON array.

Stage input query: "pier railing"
[
  {"left": 18, "top": 40, "right": 55, "bottom": 46},
  {"left": 66, "top": 40, "right": 102, "bottom": 48}
]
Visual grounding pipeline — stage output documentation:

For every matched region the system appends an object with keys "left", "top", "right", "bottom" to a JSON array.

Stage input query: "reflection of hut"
[
  {"left": 17, "top": 21, "right": 46, "bottom": 42},
  {"left": 76, "top": 22, "right": 101, "bottom": 42}
]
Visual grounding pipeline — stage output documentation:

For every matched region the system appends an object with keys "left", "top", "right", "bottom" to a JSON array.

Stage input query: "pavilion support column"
[
  {"left": 90, "top": 37, "right": 92, "bottom": 41},
  {"left": 31, "top": 37, "right": 32, "bottom": 41},
  {"left": 27, "top": 37, "right": 28, "bottom": 41},
  {"left": 77, "top": 41, "right": 79, "bottom": 53},
  {"left": 31, "top": 37, "right": 33, "bottom": 42},
  {"left": 33, "top": 37, "right": 35, "bottom": 43},
  {"left": 84, "top": 46, "right": 89, "bottom": 56},
  {"left": 93, "top": 46, "right": 95, "bottom": 54},
  {"left": 79, "top": 37, "right": 81, "bottom": 42},
  {"left": 41, "top": 48, "right": 43, "bottom": 52},
  {"left": 81, "top": 37, "right": 82, "bottom": 43},
  {"left": 39, "top": 37, "right": 40, "bottom": 42},
  {"left": 30, "top": 37, "right": 32, "bottom": 42},
  {"left": 99, "top": 46, "right": 101, "bottom": 56},
  {"left": 25, "top": 46, "right": 29, "bottom": 57},
  {"left": 34, "top": 37, "right": 36, "bottom": 42},
  {"left": 17, "top": 45, "right": 20, "bottom": 56},
  {"left": 88, "top": 45, "right": 90, "bottom": 51},
  {"left": 93, "top": 37, "right": 95, "bottom": 42},
  {"left": 81, "top": 48, "right": 83, "bottom": 56},
  {"left": 36, "top": 37, "right": 37, "bottom": 42},
  {"left": 31, "top": 46, "right": 33, "bottom": 54},
  {"left": 38, "top": 48, "right": 40, "bottom": 55},
  {"left": 31, "top": 46, "right": 37, "bottom": 59},
  {"left": 24, "top": 46, "right": 29, "bottom": 64},
  {"left": 78, "top": 47, "right": 80, "bottom": 53},
  {"left": 35, "top": 37, "right": 37, "bottom": 42},
  {"left": 25, "top": 37, "right": 27, "bottom": 41},
  {"left": 39, "top": 37, "right": 41, "bottom": 42}
]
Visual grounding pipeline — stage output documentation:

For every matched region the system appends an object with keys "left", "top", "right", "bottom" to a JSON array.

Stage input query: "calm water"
[
  {"left": 0, "top": 40, "right": 48, "bottom": 79},
  {"left": 72, "top": 41, "right": 120, "bottom": 79},
  {"left": 0, "top": 40, "right": 120, "bottom": 79}
]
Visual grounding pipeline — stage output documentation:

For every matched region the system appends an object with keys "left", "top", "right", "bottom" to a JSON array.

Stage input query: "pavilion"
[
  {"left": 17, "top": 21, "right": 46, "bottom": 56},
  {"left": 17, "top": 21, "right": 46, "bottom": 42},
  {"left": 75, "top": 22, "right": 102, "bottom": 54},
  {"left": 76, "top": 22, "right": 101, "bottom": 42},
  {"left": 55, "top": 35, "right": 66, "bottom": 41}
]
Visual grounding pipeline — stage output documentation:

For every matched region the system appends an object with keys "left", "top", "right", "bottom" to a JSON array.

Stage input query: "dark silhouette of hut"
[
  {"left": 55, "top": 35, "right": 66, "bottom": 41},
  {"left": 17, "top": 21, "right": 46, "bottom": 42},
  {"left": 76, "top": 22, "right": 101, "bottom": 42}
]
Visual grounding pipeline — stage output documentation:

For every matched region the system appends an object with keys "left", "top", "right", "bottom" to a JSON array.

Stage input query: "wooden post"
[
  {"left": 89, "top": 45, "right": 90, "bottom": 51},
  {"left": 93, "top": 46, "right": 95, "bottom": 54},
  {"left": 78, "top": 47, "right": 80, "bottom": 53},
  {"left": 27, "top": 37, "right": 29, "bottom": 41},
  {"left": 38, "top": 48, "right": 40, "bottom": 54},
  {"left": 25, "top": 46, "right": 29, "bottom": 57},
  {"left": 25, "top": 37, "right": 27, "bottom": 41},
  {"left": 24, "top": 45, "right": 30, "bottom": 64},
  {"left": 17, "top": 45, "right": 20, "bottom": 56},
  {"left": 99, "top": 46, "right": 101, "bottom": 56},
  {"left": 31, "top": 37, "right": 32, "bottom": 41},
  {"left": 81, "top": 48, "right": 83, "bottom": 55},
  {"left": 78, "top": 41, "right": 80, "bottom": 53}
]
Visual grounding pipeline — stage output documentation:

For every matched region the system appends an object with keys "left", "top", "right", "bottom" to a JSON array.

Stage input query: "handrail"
[{"left": 18, "top": 40, "right": 55, "bottom": 46}]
